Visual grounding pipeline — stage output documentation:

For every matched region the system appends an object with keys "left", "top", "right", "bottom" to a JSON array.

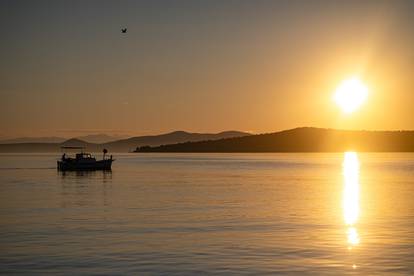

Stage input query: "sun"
[{"left": 333, "top": 77, "right": 368, "bottom": 114}]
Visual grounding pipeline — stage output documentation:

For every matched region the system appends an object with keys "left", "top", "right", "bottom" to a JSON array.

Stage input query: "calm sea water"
[{"left": 0, "top": 153, "right": 413, "bottom": 275}]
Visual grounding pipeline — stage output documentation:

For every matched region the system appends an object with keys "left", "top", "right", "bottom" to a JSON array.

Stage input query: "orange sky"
[{"left": 1, "top": 1, "right": 413, "bottom": 138}]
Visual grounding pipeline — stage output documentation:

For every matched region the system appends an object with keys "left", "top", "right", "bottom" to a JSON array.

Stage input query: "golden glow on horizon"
[
  {"left": 334, "top": 77, "right": 368, "bottom": 114},
  {"left": 342, "top": 151, "right": 360, "bottom": 249}
]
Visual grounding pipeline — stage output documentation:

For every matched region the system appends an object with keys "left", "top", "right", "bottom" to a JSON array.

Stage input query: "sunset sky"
[{"left": 1, "top": 0, "right": 413, "bottom": 138}]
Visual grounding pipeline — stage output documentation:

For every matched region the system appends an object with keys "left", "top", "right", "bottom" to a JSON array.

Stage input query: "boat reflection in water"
[{"left": 342, "top": 151, "right": 361, "bottom": 269}]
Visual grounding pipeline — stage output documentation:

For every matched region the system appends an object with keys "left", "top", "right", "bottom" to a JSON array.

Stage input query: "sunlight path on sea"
[{"left": 342, "top": 152, "right": 360, "bottom": 270}]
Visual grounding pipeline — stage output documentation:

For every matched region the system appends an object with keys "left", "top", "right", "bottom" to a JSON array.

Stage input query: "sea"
[{"left": 0, "top": 153, "right": 413, "bottom": 275}]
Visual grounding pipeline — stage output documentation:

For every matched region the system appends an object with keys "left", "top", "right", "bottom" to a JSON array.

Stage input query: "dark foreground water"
[{"left": 0, "top": 153, "right": 413, "bottom": 275}]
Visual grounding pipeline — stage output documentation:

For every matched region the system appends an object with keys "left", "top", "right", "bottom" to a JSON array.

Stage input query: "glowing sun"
[{"left": 334, "top": 77, "right": 368, "bottom": 114}]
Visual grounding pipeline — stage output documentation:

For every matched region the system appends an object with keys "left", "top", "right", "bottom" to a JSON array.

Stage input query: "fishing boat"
[{"left": 57, "top": 147, "right": 114, "bottom": 171}]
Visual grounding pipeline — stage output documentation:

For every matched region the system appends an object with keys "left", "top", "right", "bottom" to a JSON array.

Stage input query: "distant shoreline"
[
  {"left": 1, "top": 127, "right": 414, "bottom": 153},
  {"left": 135, "top": 127, "right": 414, "bottom": 153}
]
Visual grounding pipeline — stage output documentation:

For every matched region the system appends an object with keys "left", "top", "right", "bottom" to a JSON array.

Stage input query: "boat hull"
[{"left": 57, "top": 159, "right": 113, "bottom": 171}]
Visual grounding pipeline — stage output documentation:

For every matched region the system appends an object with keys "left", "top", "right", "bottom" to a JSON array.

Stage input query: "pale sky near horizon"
[{"left": 1, "top": 0, "right": 413, "bottom": 138}]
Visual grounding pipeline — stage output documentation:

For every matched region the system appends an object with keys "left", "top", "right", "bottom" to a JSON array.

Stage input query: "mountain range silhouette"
[
  {"left": 2, "top": 128, "right": 414, "bottom": 153},
  {"left": 135, "top": 127, "right": 414, "bottom": 152},
  {"left": 0, "top": 131, "right": 250, "bottom": 153}
]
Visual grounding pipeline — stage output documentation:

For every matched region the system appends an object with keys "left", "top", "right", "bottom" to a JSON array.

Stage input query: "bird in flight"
[{"left": 121, "top": 28, "right": 127, "bottom": 33}]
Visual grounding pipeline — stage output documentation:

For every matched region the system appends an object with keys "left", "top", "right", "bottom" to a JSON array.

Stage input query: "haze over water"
[{"left": 1, "top": 153, "right": 413, "bottom": 274}]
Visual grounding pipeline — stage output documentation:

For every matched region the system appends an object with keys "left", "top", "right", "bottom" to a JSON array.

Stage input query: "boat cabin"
[{"left": 75, "top": 152, "right": 95, "bottom": 160}]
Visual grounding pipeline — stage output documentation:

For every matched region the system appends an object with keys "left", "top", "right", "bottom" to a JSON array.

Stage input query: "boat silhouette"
[{"left": 57, "top": 147, "right": 114, "bottom": 171}]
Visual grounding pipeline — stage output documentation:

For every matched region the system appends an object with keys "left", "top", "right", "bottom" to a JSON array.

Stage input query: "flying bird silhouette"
[{"left": 121, "top": 28, "right": 127, "bottom": 33}]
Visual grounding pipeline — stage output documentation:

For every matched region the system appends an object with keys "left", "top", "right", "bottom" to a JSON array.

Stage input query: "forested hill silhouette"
[{"left": 135, "top": 127, "right": 414, "bottom": 152}]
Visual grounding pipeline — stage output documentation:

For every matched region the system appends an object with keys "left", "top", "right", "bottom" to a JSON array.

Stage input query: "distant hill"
[
  {"left": 135, "top": 127, "right": 414, "bottom": 152},
  {"left": 103, "top": 131, "right": 251, "bottom": 152},
  {"left": 60, "top": 138, "right": 93, "bottom": 148},
  {"left": 0, "top": 131, "right": 250, "bottom": 153},
  {"left": 76, "top": 134, "right": 128, "bottom": 144},
  {"left": 0, "top": 138, "right": 96, "bottom": 153},
  {"left": 0, "top": 134, "right": 127, "bottom": 144},
  {"left": 0, "top": 136, "right": 66, "bottom": 144}
]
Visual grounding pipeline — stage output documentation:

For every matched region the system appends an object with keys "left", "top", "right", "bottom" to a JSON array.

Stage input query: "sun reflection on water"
[{"left": 342, "top": 152, "right": 360, "bottom": 250}]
